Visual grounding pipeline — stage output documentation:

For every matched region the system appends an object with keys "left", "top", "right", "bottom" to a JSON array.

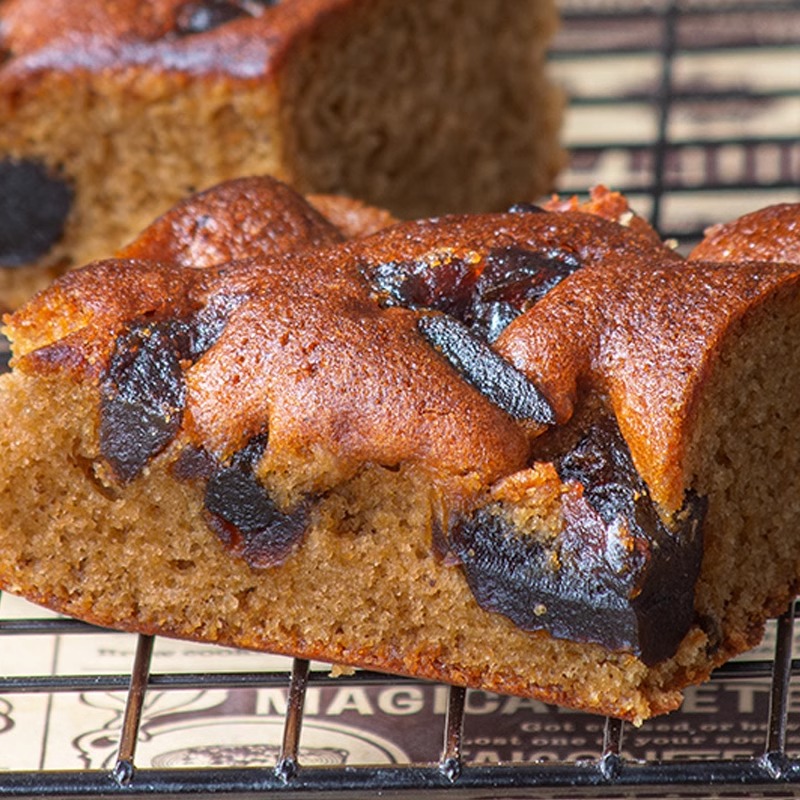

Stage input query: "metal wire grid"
[
  {"left": 1, "top": 0, "right": 799, "bottom": 796},
  {"left": 0, "top": 607, "right": 798, "bottom": 797},
  {"left": 552, "top": 0, "right": 800, "bottom": 241}
]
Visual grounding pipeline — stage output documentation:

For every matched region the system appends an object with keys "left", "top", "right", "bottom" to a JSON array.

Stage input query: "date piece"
[
  {"left": 100, "top": 304, "right": 237, "bottom": 483},
  {"left": 204, "top": 435, "right": 310, "bottom": 568},
  {"left": 0, "top": 158, "right": 73, "bottom": 267},
  {"left": 364, "top": 254, "right": 480, "bottom": 321},
  {"left": 417, "top": 314, "right": 555, "bottom": 424},
  {"left": 365, "top": 244, "right": 582, "bottom": 342},
  {"left": 175, "top": 0, "right": 278, "bottom": 35},
  {"left": 100, "top": 321, "right": 192, "bottom": 482},
  {"left": 450, "top": 419, "right": 706, "bottom": 665},
  {"left": 471, "top": 247, "right": 582, "bottom": 341}
]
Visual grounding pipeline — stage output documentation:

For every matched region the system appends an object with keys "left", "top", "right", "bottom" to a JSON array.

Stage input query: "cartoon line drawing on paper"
[
  {"left": 0, "top": 697, "right": 13, "bottom": 736},
  {"left": 73, "top": 690, "right": 226, "bottom": 769},
  {"left": 73, "top": 690, "right": 408, "bottom": 769}
]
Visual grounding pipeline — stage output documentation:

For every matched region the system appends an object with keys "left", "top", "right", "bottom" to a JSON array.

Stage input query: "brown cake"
[
  {"left": 0, "top": 0, "right": 564, "bottom": 309},
  {"left": 689, "top": 203, "right": 800, "bottom": 263},
  {"left": 1, "top": 179, "right": 800, "bottom": 723}
]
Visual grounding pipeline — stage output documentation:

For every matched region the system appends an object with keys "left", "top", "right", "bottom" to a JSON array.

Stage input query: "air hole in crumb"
[
  {"left": 70, "top": 452, "right": 122, "bottom": 501},
  {"left": 169, "top": 559, "right": 197, "bottom": 572},
  {"left": 235, "top": 587, "right": 256, "bottom": 611}
]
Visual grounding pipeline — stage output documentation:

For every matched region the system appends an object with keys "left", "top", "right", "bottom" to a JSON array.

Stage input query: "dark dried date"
[
  {"left": 175, "top": 1, "right": 248, "bottom": 33},
  {"left": 100, "top": 304, "right": 236, "bottom": 483},
  {"left": 363, "top": 255, "right": 479, "bottom": 320},
  {"left": 470, "top": 247, "right": 582, "bottom": 341},
  {"left": 365, "top": 244, "right": 583, "bottom": 342},
  {"left": 557, "top": 419, "right": 646, "bottom": 524},
  {"left": 174, "top": 0, "right": 277, "bottom": 34},
  {"left": 189, "top": 292, "right": 249, "bottom": 357},
  {"left": 203, "top": 435, "right": 309, "bottom": 568},
  {"left": 417, "top": 314, "right": 555, "bottom": 424},
  {"left": 0, "top": 158, "right": 73, "bottom": 267},
  {"left": 450, "top": 420, "right": 706, "bottom": 665},
  {"left": 100, "top": 321, "right": 192, "bottom": 482},
  {"left": 506, "top": 202, "right": 546, "bottom": 215},
  {"left": 170, "top": 445, "right": 217, "bottom": 482}
]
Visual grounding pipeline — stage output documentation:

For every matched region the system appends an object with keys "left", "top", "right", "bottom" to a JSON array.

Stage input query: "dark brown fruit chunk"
[
  {"left": 417, "top": 313, "right": 555, "bottom": 424},
  {"left": 0, "top": 158, "right": 73, "bottom": 267},
  {"left": 100, "top": 321, "right": 192, "bottom": 483},
  {"left": 470, "top": 246, "right": 582, "bottom": 341},
  {"left": 175, "top": 1, "right": 249, "bottom": 34},
  {"left": 363, "top": 255, "right": 479, "bottom": 320},
  {"left": 365, "top": 244, "right": 583, "bottom": 342},
  {"left": 450, "top": 419, "right": 706, "bottom": 665},
  {"left": 203, "top": 436, "right": 309, "bottom": 568},
  {"left": 170, "top": 446, "right": 217, "bottom": 482},
  {"left": 507, "top": 202, "right": 546, "bottom": 214},
  {"left": 189, "top": 292, "right": 248, "bottom": 357},
  {"left": 100, "top": 299, "right": 241, "bottom": 482}
]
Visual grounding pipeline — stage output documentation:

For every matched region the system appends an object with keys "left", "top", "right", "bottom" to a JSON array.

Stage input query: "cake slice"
[
  {"left": 2, "top": 180, "right": 800, "bottom": 723},
  {"left": 0, "top": 0, "right": 563, "bottom": 308}
]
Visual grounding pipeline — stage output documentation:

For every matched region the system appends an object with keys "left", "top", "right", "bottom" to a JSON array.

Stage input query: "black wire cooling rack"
[
  {"left": 0, "top": 608, "right": 798, "bottom": 798},
  {"left": 1, "top": 0, "right": 800, "bottom": 797}
]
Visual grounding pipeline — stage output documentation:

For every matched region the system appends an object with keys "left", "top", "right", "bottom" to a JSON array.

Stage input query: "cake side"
[
  {"left": 4, "top": 266, "right": 800, "bottom": 723},
  {"left": 0, "top": 369, "right": 677, "bottom": 723},
  {"left": 497, "top": 259, "right": 800, "bottom": 690},
  {"left": 683, "top": 281, "right": 800, "bottom": 658},
  {"left": 277, "top": 0, "right": 564, "bottom": 217}
]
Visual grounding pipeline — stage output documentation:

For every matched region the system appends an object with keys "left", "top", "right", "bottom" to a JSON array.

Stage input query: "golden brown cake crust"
[
  {"left": 498, "top": 257, "right": 800, "bottom": 513},
  {"left": 306, "top": 193, "right": 399, "bottom": 238},
  {"left": 7, "top": 185, "right": 796, "bottom": 531},
  {"left": 690, "top": 203, "right": 800, "bottom": 263},
  {"left": 117, "top": 175, "right": 346, "bottom": 266}
]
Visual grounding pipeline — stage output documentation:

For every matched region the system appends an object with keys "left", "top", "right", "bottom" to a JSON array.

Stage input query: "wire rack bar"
[
  {"left": 112, "top": 634, "right": 155, "bottom": 785},
  {"left": 0, "top": 654, "right": 790, "bottom": 696},
  {"left": 0, "top": 618, "right": 109, "bottom": 635},
  {"left": 762, "top": 607, "right": 797, "bottom": 780},
  {"left": 0, "top": 615, "right": 796, "bottom": 797},
  {"left": 439, "top": 685, "right": 466, "bottom": 783},
  {"left": 275, "top": 658, "right": 311, "bottom": 782},
  {"left": 600, "top": 717, "right": 624, "bottom": 781},
  {"left": 1, "top": 758, "right": 800, "bottom": 799},
  {"left": 559, "top": 1, "right": 800, "bottom": 18}
]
